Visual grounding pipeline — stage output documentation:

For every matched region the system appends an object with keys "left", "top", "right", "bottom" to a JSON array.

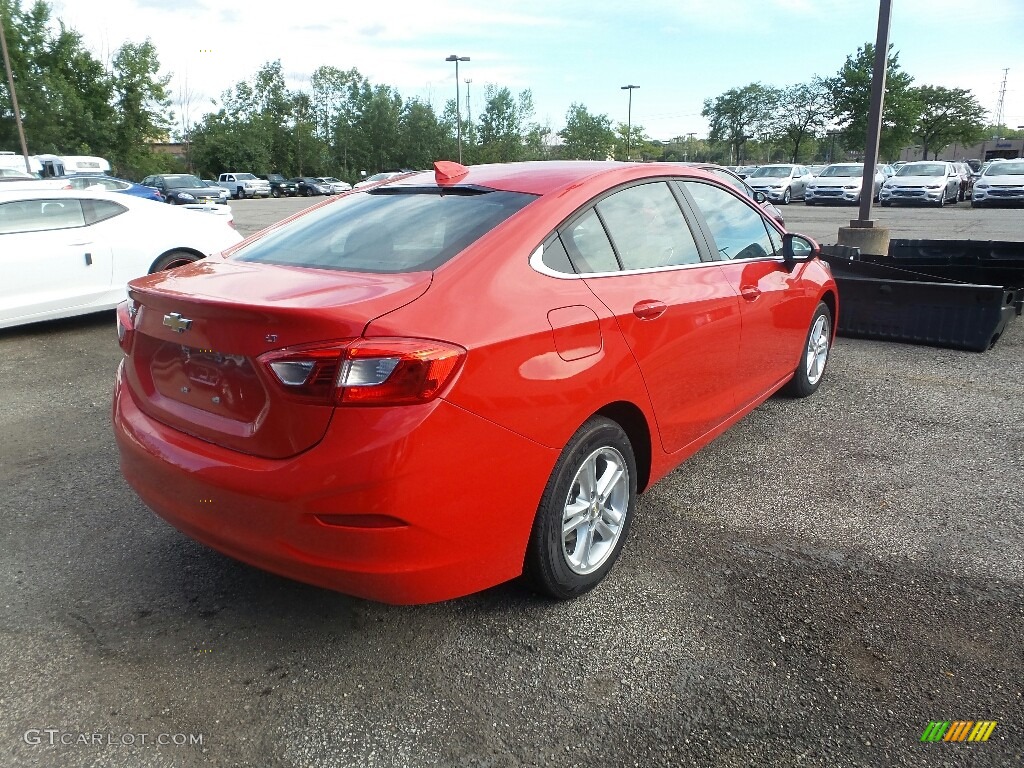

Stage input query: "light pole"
[
  {"left": 446, "top": 54, "right": 470, "bottom": 163},
  {"left": 621, "top": 84, "right": 639, "bottom": 160}
]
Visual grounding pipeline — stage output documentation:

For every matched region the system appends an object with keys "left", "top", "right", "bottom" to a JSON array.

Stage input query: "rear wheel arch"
[
  {"left": 593, "top": 401, "right": 653, "bottom": 493},
  {"left": 819, "top": 290, "right": 838, "bottom": 338},
  {"left": 149, "top": 248, "right": 204, "bottom": 273}
]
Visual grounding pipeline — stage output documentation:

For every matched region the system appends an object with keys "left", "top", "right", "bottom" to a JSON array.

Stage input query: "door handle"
[
  {"left": 740, "top": 285, "right": 761, "bottom": 301},
  {"left": 632, "top": 299, "right": 667, "bottom": 320}
]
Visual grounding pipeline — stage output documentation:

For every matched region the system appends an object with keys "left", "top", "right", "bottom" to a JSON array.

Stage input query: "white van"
[
  {"left": 34, "top": 154, "right": 111, "bottom": 177},
  {"left": 0, "top": 151, "right": 42, "bottom": 176}
]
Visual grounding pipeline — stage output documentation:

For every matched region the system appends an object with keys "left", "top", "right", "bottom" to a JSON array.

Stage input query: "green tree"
[
  {"left": 775, "top": 79, "right": 831, "bottom": 162},
  {"left": 109, "top": 40, "right": 172, "bottom": 178},
  {"left": 613, "top": 123, "right": 658, "bottom": 161},
  {"left": 397, "top": 98, "right": 446, "bottom": 170},
  {"left": 702, "top": 83, "right": 779, "bottom": 164},
  {"left": 477, "top": 86, "right": 526, "bottom": 163},
  {"left": 558, "top": 103, "right": 614, "bottom": 160},
  {"left": 827, "top": 44, "right": 919, "bottom": 161},
  {"left": 0, "top": 0, "right": 114, "bottom": 155},
  {"left": 912, "top": 85, "right": 986, "bottom": 160}
]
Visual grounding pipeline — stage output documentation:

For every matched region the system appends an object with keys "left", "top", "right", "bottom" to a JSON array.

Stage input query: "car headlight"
[
  {"left": 928, "top": 184, "right": 942, "bottom": 189},
  {"left": 807, "top": 184, "right": 817, "bottom": 190},
  {"left": 844, "top": 184, "right": 858, "bottom": 189},
  {"left": 976, "top": 183, "right": 990, "bottom": 189},
  {"left": 178, "top": 192, "right": 195, "bottom": 200}
]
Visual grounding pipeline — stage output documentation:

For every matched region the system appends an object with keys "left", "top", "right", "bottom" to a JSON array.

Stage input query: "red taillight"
[
  {"left": 115, "top": 299, "right": 136, "bottom": 355},
  {"left": 259, "top": 338, "right": 466, "bottom": 406}
]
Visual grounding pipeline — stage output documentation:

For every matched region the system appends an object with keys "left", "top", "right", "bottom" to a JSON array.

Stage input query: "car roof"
[
  {"left": 388, "top": 161, "right": 721, "bottom": 196},
  {"left": 0, "top": 188, "right": 144, "bottom": 203}
]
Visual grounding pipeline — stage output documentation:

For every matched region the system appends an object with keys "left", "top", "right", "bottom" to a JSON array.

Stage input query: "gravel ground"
[{"left": 1, "top": 201, "right": 1021, "bottom": 767}]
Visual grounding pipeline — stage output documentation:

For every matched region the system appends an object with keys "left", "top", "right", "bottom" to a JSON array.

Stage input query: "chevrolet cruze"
[{"left": 113, "top": 161, "right": 838, "bottom": 604}]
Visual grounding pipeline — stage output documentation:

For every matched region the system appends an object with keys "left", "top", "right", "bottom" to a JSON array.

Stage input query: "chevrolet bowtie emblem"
[{"left": 163, "top": 312, "right": 193, "bottom": 333}]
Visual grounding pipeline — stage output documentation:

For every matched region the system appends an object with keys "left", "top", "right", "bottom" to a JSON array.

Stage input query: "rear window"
[{"left": 234, "top": 187, "right": 536, "bottom": 273}]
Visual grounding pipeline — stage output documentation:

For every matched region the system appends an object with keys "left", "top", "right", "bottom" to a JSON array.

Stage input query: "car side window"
[
  {"left": 683, "top": 181, "right": 776, "bottom": 261},
  {"left": 0, "top": 199, "right": 86, "bottom": 234},
  {"left": 561, "top": 208, "right": 620, "bottom": 274},
  {"left": 541, "top": 236, "right": 576, "bottom": 273},
  {"left": 595, "top": 182, "right": 702, "bottom": 270},
  {"left": 82, "top": 199, "right": 127, "bottom": 225}
]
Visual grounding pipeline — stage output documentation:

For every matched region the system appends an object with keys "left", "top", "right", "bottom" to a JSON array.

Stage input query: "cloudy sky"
[{"left": 50, "top": 0, "right": 1024, "bottom": 141}]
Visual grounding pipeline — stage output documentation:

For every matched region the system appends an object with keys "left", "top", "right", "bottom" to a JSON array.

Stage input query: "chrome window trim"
[{"left": 529, "top": 243, "right": 781, "bottom": 280}]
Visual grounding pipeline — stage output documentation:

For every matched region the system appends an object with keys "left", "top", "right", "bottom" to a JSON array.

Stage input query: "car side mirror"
[
  {"left": 782, "top": 233, "right": 820, "bottom": 268},
  {"left": 752, "top": 190, "right": 769, "bottom": 204}
]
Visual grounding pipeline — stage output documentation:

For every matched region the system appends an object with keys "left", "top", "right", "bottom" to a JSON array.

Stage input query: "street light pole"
[
  {"left": 621, "top": 85, "right": 639, "bottom": 160},
  {"left": 445, "top": 55, "right": 470, "bottom": 163}
]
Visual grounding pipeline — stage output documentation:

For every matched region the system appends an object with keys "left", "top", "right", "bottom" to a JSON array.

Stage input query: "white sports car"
[{"left": 0, "top": 189, "right": 244, "bottom": 329}]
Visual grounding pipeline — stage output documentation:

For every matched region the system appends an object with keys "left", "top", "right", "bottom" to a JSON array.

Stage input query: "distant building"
[{"left": 898, "top": 138, "right": 1023, "bottom": 163}]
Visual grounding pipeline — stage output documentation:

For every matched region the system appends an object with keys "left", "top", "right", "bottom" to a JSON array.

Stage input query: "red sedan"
[{"left": 113, "top": 161, "right": 837, "bottom": 605}]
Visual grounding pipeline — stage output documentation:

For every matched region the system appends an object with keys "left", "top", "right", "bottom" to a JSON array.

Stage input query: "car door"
[
  {"left": 680, "top": 180, "right": 813, "bottom": 406},
  {"left": 0, "top": 198, "right": 114, "bottom": 325},
  {"left": 560, "top": 181, "right": 744, "bottom": 454}
]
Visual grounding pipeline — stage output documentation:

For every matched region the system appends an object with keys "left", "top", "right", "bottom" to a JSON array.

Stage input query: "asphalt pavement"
[{"left": 1, "top": 196, "right": 1022, "bottom": 767}]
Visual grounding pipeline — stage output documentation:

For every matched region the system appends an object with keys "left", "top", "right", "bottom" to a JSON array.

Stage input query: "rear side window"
[
  {"left": 595, "top": 182, "right": 701, "bottom": 269},
  {"left": 234, "top": 188, "right": 535, "bottom": 273},
  {"left": 82, "top": 199, "right": 126, "bottom": 225},
  {"left": 683, "top": 182, "right": 777, "bottom": 261},
  {"left": 561, "top": 209, "right": 619, "bottom": 273}
]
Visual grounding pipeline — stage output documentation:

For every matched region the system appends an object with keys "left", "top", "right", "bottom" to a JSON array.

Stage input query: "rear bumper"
[{"left": 113, "top": 363, "right": 558, "bottom": 604}]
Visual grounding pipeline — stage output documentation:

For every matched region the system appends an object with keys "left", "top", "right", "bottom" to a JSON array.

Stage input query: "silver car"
[
  {"left": 971, "top": 159, "right": 1024, "bottom": 207},
  {"left": 879, "top": 161, "right": 961, "bottom": 207},
  {"left": 744, "top": 164, "right": 814, "bottom": 204},
  {"left": 804, "top": 163, "right": 884, "bottom": 205}
]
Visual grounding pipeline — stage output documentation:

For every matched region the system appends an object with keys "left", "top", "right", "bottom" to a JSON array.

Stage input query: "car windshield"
[
  {"left": 749, "top": 166, "right": 792, "bottom": 178},
  {"left": 235, "top": 173, "right": 256, "bottom": 180},
  {"left": 234, "top": 187, "right": 536, "bottom": 273},
  {"left": 322, "top": 177, "right": 341, "bottom": 183},
  {"left": 819, "top": 165, "right": 863, "bottom": 178},
  {"left": 896, "top": 163, "right": 945, "bottom": 177},
  {"left": 164, "top": 175, "right": 203, "bottom": 188},
  {"left": 985, "top": 161, "right": 1024, "bottom": 176}
]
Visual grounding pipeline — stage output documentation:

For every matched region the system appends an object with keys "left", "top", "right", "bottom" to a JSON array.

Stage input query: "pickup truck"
[
  {"left": 259, "top": 173, "right": 298, "bottom": 198},
  {"left": 217, "top": 172, "right": 271, "bottom": 199}
]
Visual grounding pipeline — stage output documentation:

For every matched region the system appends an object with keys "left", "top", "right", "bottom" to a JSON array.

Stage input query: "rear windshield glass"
[{"left": 234, "top": 187, "right": 536, "bottom": 273}]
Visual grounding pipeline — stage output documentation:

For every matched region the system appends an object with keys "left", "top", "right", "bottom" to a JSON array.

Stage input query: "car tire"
[
  {"left": 150, "top": 250, "right": 200, "bottom": 272},
  {"left": 238, "top": 187, "right": 246, "bottom": 200},
  {"left": 524, "top": 416, "right": 637, "bottom": 600},
  {"left": 781, "top": 301, "right": 832, "bottom": 398},
  {"left": 271, "top": 188, "right": 281, "bottom": 198},
  {"left": 805, "top": 200, "right": 814, "bottom": 206},
  {"left": 937, "top": 191, "right": 944, "bottom": 208},
  {"left": 881, "top": 200, "right": 891, "bottom": 207},
  {"left": 782, "top": 187, "right": 791, "bottom": 205}
]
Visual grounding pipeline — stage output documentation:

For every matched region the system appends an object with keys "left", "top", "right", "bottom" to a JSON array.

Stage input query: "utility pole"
[
  {"left": 0, "top": 11, "right": 31, "bottom": 173},
  {"left": 621, "top": 85, "right": 639, "bottom": 160},
  {"left": 686, "top": 132, "right": 696, "bottom": 161},
  {"left": 994, "top": 68, "right": 1009, "bottom": 130}
]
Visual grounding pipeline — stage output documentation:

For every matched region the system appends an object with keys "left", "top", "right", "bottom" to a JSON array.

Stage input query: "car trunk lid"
[{"left": 123, "top": 260, "right": 431, "bottom": 458}]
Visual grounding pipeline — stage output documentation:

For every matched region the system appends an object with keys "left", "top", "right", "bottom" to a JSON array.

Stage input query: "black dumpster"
[{"left": 820, "top": 247, "right": 1018, "bottom": 352}]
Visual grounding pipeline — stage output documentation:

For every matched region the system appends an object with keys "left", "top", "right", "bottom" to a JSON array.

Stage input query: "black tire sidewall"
[
  {"left": 783, "top": 302, "right": 831, "bottom": 398},
  {"left": 151, "top": 250, "right": 199, "bottom": 272},
  {"left": 526, "top": 417, "right": 637, "bottom": 600}
]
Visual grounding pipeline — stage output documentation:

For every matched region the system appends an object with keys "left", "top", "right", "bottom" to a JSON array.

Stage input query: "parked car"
[
  {"left": 198, "top": 180, "right": 231, "bottom": 204},
  {"left": 686, "top": 163, "right": 786, "bottom": 226},
  {"left": 734, "top": 165, "right": 758, "bottom": 179},
  {"left": 352, "top": 171, "right": 406, "bottom": 189},
  {"left": 0, "top": 189, "right": 242, "bottom": 329},
  {"left": 113, "top": 160, "right": 838, "bottom": 605},
  {"left": 317, "top": 176, "right": 352, "bottom": 194},
  {"left": 744, "top": 164, "right": 814, "bottom": 204},
  {"left": 803, "top": 163, "right": 883, "bottom": 205},
  {"left": 878, "top": 161, "right": 961, "bottom": 207},
  {"left": 292, "top": 176, "right": 329, "bottom": 196},
  {"left": 0, "top": 171, "right": 73, "bottom": 190},
  {"left": 0, "top": 168, "right": 38, "bottom": 179},
  {"left": 218, "top": 172, "right": 271, "bottom": 199},
  {"left": 141, "top": 174, "right": 223, "bottom": 206},
  {"left": 63, "top": 174, "right": 164, "bottom": 202},
  {"left": 260, "top": 173, "right": 298, "bottom": 198},
  {"left": 971, "top": 159, "right": 1024, "bottom": 207}
]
